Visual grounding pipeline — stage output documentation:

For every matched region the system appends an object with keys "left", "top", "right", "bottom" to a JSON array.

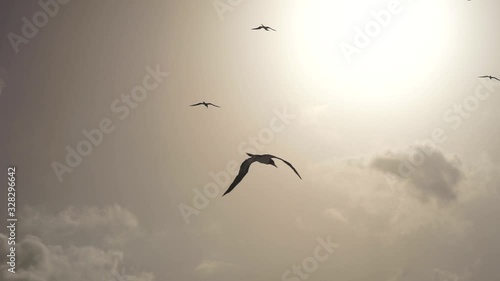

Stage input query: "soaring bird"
[
  {"left": 252, "top": 24, "right": 276, "bottom": 31},
  {"left": 479, "top": 75, "right": 500, "bottom": 81},
  {"left": 222, "top": 153, "right": 301, "bottom": 196},
  {"left": 190, "top": 102, "right": 220, "bottom": 108}
]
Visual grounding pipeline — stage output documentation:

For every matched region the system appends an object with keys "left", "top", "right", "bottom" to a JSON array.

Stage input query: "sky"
[{"left": 1, "top": 0, "right": 500, "bottom": 280}]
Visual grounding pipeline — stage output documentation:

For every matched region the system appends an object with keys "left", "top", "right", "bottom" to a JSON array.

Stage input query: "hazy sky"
[{"left": 1, "top": 0, "right": 500, "bottom": 281}]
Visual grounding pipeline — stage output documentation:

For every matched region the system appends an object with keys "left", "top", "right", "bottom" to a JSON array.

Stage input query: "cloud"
[
  {"left": 0, "top": 205, "right": 154, "bottom": 281},
  {"left": 195, "top": 260, "right": 239, "bottom": 276},
  {"left": 433, "top": 268, "right": 459, "bottom": 281},
  {"left": 371, "top": 146, "right": 464, "bottom": 203},
  {"left": 0, "top": 233, "right": 135, "bottom": 281},
  {"left": 20, "top": 204, "right": 140, "bottom": 247},
  {"left": 386, "top": 268, "right": 406, "bottom": 281}
]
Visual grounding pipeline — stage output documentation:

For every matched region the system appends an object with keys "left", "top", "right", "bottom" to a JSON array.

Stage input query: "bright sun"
[{"left": 291, "top": 0, "right": 454, "bottom": 107}]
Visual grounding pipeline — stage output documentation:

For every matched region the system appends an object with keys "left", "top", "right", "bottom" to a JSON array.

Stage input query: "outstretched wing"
[
  {"left": 252, "top": 26, "right": 263, "bottom": 30},
  {"left": 268, "top": 27, "right": 276, "bottom": 31},
  {"left": 479, "top": 76, "right": 489, "bottom": 78},
  {"left": 493, "top": 76, "right": 500, "bottom": 81},
  {"left": 223, "top": 158, "right": 255, "bottom": 196},
  {"left": 190, "top": 103, "right": 203, "bottom": 107},
  {"left": 273, "top": 156, "right": 302, "bottom": 179},
  {"left": 207, "top": 103, "right": 221, "bottom": 108}
]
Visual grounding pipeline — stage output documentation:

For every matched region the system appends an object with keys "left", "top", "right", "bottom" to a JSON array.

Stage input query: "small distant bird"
[
  {"left": 222, "top": 153, "right": 301, "bottom": 196},
  {"left": 479, "top": 75, "right": 500, "bottom": 81},
  {"left": 190, "top": 102, "right": 220, "bottom": 108},
  {"left": 252, "top": 24, "right": 276, "bottom": 32}
]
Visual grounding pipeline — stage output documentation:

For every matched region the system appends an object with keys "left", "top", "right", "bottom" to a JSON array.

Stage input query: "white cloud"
[
  {"left": 0, "top": 233, "right": 145, "bottom": 281},
  {"left": 0, "top": 205, "right": 154, "bottom": 281},
  {"left": 21, "top": 205, "right": 140, "bottom": 247}
]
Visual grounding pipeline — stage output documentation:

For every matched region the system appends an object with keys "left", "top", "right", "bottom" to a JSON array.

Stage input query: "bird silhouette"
[
  {"left": 190, "top": 102, "right": 220, "bottom": 108},
  {"left": 252, "top": 24, "right": 276, "bottom": 32},
  {"left": 222, "top": 153, "right": 301, "bottom": 196},
  {"left": 479, "top": 75, "right": 500, "bottom": 81}
]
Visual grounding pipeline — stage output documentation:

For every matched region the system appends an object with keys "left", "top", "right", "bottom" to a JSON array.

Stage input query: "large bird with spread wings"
[{"left": 222, "top": 153, "right": 301, "bottom": 196}]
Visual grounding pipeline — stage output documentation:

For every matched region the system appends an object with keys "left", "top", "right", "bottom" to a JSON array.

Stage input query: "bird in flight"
[
  {"left": 479, "top": 75, "right": 500, "bottom": 81},
  {"left": 190, "top": 102, "right": 221, "bottom": 108},
  {"left": 252, "top": 24, "right": 276, "bottom": 32},
  {"left": 222, "top": 153, "right": 301, "bottom": 196}
]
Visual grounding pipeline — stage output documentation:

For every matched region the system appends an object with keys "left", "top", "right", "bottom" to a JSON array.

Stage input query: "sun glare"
[{"left": 292, "top": 0, "right": 454, "bottom": 107}]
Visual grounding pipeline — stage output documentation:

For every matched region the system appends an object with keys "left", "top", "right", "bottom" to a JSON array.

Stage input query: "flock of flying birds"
[
  {"left": 189, "top": 24, "right": 300, "bottom": 197},
  {"left": 190, "top": 24, "right": 499, "bottom": 197}
]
